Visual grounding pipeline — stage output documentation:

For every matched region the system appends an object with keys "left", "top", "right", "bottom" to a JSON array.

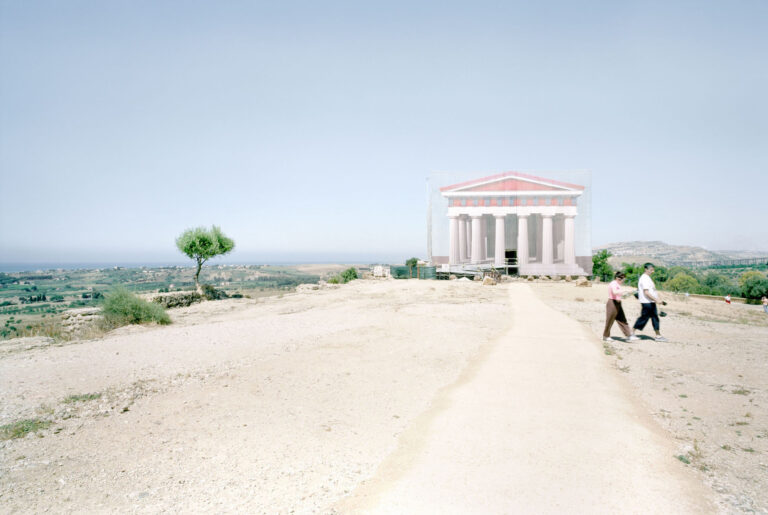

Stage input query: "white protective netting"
[{"left": 427, "top": 170, "right": 592, "bottom": 276}]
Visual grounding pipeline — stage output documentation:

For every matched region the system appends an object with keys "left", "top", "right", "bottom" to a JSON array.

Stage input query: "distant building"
[{"left": 438, "top": 171, "right": 590, "bottom": 276}]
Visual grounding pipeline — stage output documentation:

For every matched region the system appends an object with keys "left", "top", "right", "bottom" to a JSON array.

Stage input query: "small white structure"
[{"left": 440, "top": 172, "right": 588, "bottom": 276}]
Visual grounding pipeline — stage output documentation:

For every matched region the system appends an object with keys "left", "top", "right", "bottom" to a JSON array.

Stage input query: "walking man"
[{"left": 632, "top": 263, "right": 668, "bottom": 342}]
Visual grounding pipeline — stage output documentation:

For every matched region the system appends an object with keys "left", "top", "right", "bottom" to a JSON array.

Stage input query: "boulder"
[
  {"left": 482, "top": 276, "right": 496, "bottom": 286},
  {"left": 449, "top": 275, "right": 457, "bottom": 280},
  {"left": 575, "top": 276, "right": 591, "bottom": 287}
]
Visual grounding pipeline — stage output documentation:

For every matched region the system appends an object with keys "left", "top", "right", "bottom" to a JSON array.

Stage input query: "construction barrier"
[{"left": 389, "top": 265, "right": 437, "bottom": 280}]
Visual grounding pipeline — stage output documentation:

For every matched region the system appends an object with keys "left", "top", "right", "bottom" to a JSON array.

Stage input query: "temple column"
[
  {"left": 449, "top": 216, "right": 460, "bottom": 264},
  {"left": 466, "top": 218, "right": 472, "bottom": 262},
  {"left": 535, "top": 215, "right": 543, "bottom": 263},
  {"left": 555, "top": 216, "right": 564, "bottom": 262},
  {"left": 458, "top": 216, "right": 467, "bottom": 263},
  {"left": 494, "top": 215, "right": 505, "bottom": 267},
  {"left": 471, "top": 216, "right": 482, "bottom": 264},
  {"left": 542, "top": 215, "right": 553, "bottom": 265},
  {"left": 480, "top": 216, "right": 488, "bottom": 261},
  {"left": 517, "top": 215, "right": 529, "bottom": 266},
  {"left": 564, "top": 215, "right": 576, "bottom": 265}
]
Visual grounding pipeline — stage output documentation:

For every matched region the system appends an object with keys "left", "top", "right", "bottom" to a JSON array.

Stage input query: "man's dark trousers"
[{"left": 634, "top": 302, "right": 660, "bottom": 332}]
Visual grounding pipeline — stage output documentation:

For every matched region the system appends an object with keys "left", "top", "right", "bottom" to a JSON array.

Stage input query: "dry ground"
[
  {"left": 0, "top": 280, "right": 511, "bottom": 513},
  {"left": 0, "top": 278, "right": 763, "bottom": 512},
  {"left": 533, "top": 281, "right": 768, "bottom": 513}
]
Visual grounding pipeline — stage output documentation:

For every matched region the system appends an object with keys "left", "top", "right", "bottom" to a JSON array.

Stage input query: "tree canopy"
[
  {"left": 739, "top": 271, "right": 768, "bottom": 299},
  {"left": 176, "top": 226, "right": 235, "bottom": 293}
]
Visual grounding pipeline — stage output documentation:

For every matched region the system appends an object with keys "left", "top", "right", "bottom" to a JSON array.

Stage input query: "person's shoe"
[
  {"left": 603, "top": 337, "right": 616, "bottom": 342},
  {"left": 627, "top": 335, "right": 640, "bottom": 341},
  {"left": 655, "top": 336, "right": 668, "bottom": 342}
]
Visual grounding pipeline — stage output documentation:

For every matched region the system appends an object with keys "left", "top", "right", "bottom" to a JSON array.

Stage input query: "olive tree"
[{"left": 176, "top": 226, "right": 235, "bottom": 294}]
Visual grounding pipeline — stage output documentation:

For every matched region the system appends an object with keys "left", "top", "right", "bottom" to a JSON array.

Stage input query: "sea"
[
  {"left": 0, "top": 262, "right": 191, "bottom": 273},
  {"left": 0, "top": 255, "right": 403, "bottom": 274}
]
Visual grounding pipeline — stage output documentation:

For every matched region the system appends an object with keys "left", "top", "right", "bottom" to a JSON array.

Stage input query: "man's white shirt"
[{"left": 638, "top": 273, "right": 656, "bottom": 303}]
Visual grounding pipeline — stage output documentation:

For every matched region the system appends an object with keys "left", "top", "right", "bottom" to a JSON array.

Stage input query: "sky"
[{"left": 1, "top": 0, "right": 767, "bottom": 265}]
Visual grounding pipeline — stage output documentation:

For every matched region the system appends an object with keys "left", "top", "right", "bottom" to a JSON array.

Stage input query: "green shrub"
[
  {"left": 102, "top": 287, "right": 170, "bottom": 327},
  {"left": 0, "top": 418, "right": 52, "bottom": 440},
  {"left": 340, "top": 267, "right": 358, "bottom": 283},
  {"left": 592, "top": 250, "right": 613, "bottom": 282},
  {"left": 200, "top": 284, "right": 228, "bottom": 300},
  {"left": 405, "top": 257, "right": 419, "bottom": 267},
  {"left": 327, "top": 267, "right": 358, "bottom": 285}
]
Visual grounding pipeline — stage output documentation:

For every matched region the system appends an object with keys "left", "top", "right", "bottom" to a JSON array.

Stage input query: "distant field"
[{"left": 0, "top": 265, "right": 336, "bottom": 339}]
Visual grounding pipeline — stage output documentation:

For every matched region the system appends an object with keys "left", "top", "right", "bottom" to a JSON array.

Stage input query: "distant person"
[
  {"left": 603, "top": 271, "right": 638, "bottom": 342},
  {"left": 632, "top": 263, "right": 667, "bottom": 342},
  {"left": 725, "top": 294, "right": 731, "bottom": 305},
  {"left": 762, "top": 296, "right": 768, "bottom": 314}
]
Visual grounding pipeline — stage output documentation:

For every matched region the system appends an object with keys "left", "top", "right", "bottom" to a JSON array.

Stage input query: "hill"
[{"left": 591, "top": 241, "right": 768, "bottom": 267}]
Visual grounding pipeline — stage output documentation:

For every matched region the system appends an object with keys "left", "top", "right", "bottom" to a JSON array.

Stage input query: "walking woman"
[{"left": 603, "top": 271, "right": 638, "bottom": 342}]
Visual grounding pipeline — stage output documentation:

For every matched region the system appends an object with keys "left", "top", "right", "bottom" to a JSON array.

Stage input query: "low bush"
[
  {"left": 0, "top": 418, "right": 51, "bottom": 440},
  {"left": 340, "top": 267, "right": 358, "bottom": 283},
  {"left": 200, "top": 284, "right": 228, "bottom": 300},
  {"left": 328, "top": 267, "right": 358, "bottom": 285},
  {"left": 151, "top": 291, "right": 202, "bottom": 309},
  {"left": 102, "top": 287, "right": 170, "bottom": 327}
]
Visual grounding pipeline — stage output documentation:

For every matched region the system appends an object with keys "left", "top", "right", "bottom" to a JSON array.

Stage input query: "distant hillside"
[{"left": 591, "top": 241, "right": 768, "bottom": 267}]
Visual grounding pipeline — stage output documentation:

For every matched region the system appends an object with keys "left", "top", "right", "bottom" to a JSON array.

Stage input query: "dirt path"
[
  {"left": 532, "top": 281, "right": 768, "bottom": 513},
  {"left": 338, "top": 283, "right": 716, "bottom": 513}
]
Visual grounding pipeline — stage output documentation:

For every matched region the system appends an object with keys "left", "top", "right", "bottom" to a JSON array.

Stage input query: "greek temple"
[{"left": 440, "top": 172, "right": 588, "bottom": 276}]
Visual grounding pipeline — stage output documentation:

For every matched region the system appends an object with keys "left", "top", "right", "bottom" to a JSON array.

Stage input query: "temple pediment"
[{"left": 440, "top": 172, "right": 584, "bottom": 195}]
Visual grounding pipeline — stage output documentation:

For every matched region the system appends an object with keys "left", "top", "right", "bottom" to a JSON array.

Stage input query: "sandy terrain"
[
  {"left": 1, "top": 280, "right": 509, "bottom": 513},
  {"left": 0, "top": 278, "right": 758, "bottom": 512},
  {"left": 533, "top": 281, "right": 768, "bottom": 513}
]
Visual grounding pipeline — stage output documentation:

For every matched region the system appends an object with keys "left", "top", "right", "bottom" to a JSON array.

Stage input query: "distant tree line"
[
  {"left": 0, "top": 273, "right": 54, "bottom": 284},
  {"left": 592, "top": 251, "right": 768, "bottom": 301},
  {"left": 254, "top": 274, "right": 321, "bottom": 287},
  {"left": 18, "top": 294, "right": 47, "bottom": 304}
]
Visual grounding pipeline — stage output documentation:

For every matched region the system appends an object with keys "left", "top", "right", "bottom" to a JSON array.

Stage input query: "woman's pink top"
[{"left": 608, "top": 280, "right": 622, "bottom": 301}]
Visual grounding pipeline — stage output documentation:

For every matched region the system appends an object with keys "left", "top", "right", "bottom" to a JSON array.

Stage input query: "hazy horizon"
[
  {"left": 2, "top": 1, "right": 766, "bottom": 261},
  {"left": 3, "top": 239, "right": 766, "bottom": 275}
]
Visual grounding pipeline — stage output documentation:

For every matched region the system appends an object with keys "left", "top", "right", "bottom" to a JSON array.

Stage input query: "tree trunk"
[{"left": 195, "top": 259, "right": 203, "bottom": 295}]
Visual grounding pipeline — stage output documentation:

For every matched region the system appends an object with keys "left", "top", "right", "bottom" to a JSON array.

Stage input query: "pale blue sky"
[{"left": 1, "top": 0, "right": 766, "bottom": 264}]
